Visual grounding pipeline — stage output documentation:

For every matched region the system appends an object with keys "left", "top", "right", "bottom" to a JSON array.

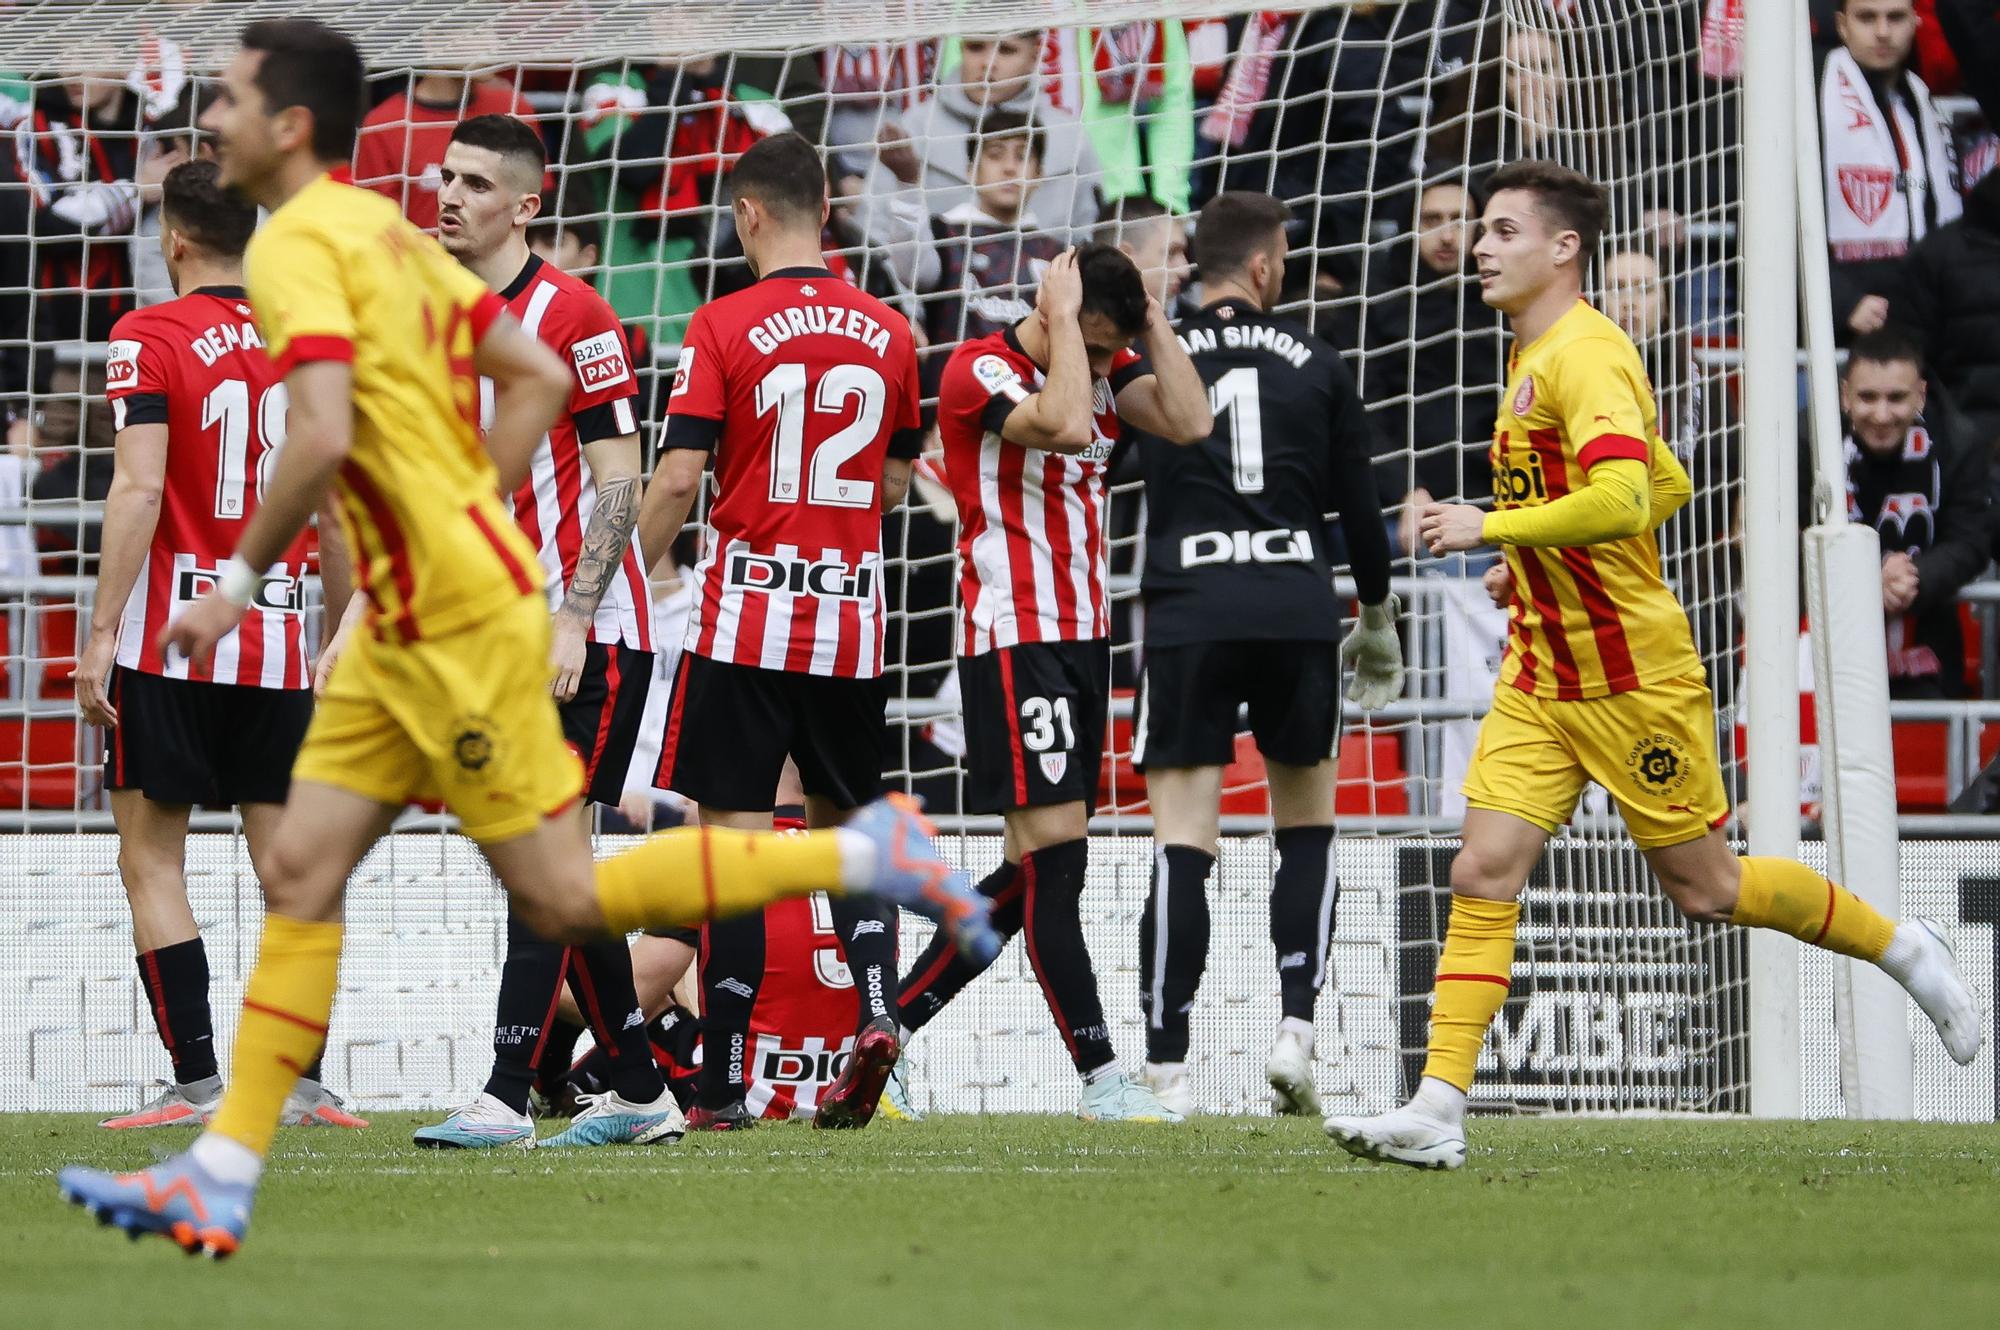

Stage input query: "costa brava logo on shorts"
[
  {"left": 451, "top": 713, "right": 504, "bottom": 780},
  {"left": 1626, "top": 732, "right": 1692, "bottom": 796}
]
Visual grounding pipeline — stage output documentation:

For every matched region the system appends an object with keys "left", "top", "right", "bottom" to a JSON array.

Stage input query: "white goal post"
[{"left": 0, "top": 0, "right": 1989, "bottom": 1120}]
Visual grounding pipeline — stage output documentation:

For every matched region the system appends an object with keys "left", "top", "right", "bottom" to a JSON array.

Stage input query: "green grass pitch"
[{"left": 2, "top": 1114, "right": 1995, "bottom": 1329}]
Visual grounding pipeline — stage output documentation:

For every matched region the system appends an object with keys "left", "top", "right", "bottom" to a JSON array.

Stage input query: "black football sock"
[
  {"left": 482, "top": 911, "right": 571, "bottom": 1115},
  {"left": 897, "top": 860, "right": 1023, "bottom": 1032},
  {"left": 533, "top": 1017, "right": 586, "bottom": 1097},
  {"left": 568, "top": 939, "right": 666, "bottom": 1103},
  {"left": 1138, "top": 844, "right": 1215, "bottom": 1064},
  {"left": 137, "top": 938, "right": 218, "bottom": 1086},
  {"left": 1020, "top": 839, "right": 1116, "bottom": 1077},
  {"left": 649, "top": 1008, "right": 702, "bottom": 1111},
  {"left": 1271, "top": 825, "right": 1339, "bottom": 1023},
  {"left": 300, "top": 1050, "right": 325, "bottom": 1084},
  {"left": 828, "top": 897, "right": 899, "bottom": 1027},
  {"left": 698, "top": 909, "right": 765, "bottom": 1109}
]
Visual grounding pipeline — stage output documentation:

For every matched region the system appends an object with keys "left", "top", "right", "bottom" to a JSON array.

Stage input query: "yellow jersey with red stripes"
[
  {"left": 245, "top": 170, "right": 543, "bottom": 644},
  {"left": 1490, "top": 299, "right": 1701, "bottom": 699}
]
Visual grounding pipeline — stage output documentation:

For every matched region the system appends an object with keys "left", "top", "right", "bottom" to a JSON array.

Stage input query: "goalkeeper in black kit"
[{"left": 1129, "top": 192, "right": 1401, "bottom": 1118}]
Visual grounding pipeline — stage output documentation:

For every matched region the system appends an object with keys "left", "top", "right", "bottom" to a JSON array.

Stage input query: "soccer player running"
[
  {"left": 402, "top": 113, "right": 677, "bottom": 1149},
  {"left": 56, "top": 20, "right": 995, "bottom": 1258},
  {"left": 1324, "top": 161, "right": 1981, "bottom": 1171},
  {"left": 633, "top": 133, "right": 927, "bottom": 1132},
  {"left": 1127, "top": 192, "right": 1402, "bottom": 1119},
  {"left": 893, "top": 243, "right": 1214, "bottom": 1122},
  {"left": 77, "top": 159, "right": 364, "bottom": 1133}
]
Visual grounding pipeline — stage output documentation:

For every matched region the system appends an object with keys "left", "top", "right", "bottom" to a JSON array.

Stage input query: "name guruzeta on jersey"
[{"left": 746, "top": 302, "right": 893, "bottom": 358}]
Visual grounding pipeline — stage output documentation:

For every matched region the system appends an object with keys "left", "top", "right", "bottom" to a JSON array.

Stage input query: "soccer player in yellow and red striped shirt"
[
  {"left": 55, "top": 19, "right": 995, "bottom": 1258},
  {"left": 1324, "top": 160, "right": 1981, "bottom": 1171}
]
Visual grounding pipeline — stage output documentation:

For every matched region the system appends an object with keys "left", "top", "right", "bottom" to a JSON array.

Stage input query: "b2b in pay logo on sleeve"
[{"left": 572, "top": 331, "right": 632, "bottom": 392}]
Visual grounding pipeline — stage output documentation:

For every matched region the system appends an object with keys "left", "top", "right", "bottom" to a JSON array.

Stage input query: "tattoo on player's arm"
[{"left": 560, "top": 474, "right": 640, "bottom": 621}]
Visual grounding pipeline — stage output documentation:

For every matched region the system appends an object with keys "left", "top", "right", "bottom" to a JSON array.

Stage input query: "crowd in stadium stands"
[{"left": 5, "top": 1, "right": 2000, "bottom": 810}]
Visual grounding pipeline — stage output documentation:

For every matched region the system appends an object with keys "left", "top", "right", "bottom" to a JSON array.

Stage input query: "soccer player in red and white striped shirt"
[
  {"left": 76, "top": 160, "right": 363, "bottom": 1132},
  {"left": 896, "top": 243, "right": 1213, "bottom": 1122},
  {"left": 638, "top": 133, "right": 924, "bottom": 1130},
  {"left": 411, "top": 114, "right": 678, "bottom": 1148}
]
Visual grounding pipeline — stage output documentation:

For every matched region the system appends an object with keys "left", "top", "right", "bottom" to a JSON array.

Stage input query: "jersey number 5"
[
  {"left": 203, "top": 379, "right": 289, "bottom": 520},
  {"left": 1209, "top": 366, "right": 1264, "bottom": 494},
  {"left": 756, "top": 362, "right": 884, "bottom": 509}
]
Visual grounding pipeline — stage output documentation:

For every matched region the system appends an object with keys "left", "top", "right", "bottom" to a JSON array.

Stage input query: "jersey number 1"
[
  {"left": 203, "top": 379, "right": 289, "bottom": 520},
  {"left": 756, "top": 362, "right": 884, "bottom": 509},
  {"left": 1209, "top": 366, "right": 1264, "bottom": 494}
]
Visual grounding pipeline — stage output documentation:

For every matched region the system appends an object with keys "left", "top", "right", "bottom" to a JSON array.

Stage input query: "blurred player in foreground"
[
  {"left": 1324, "top": 160, "right": 1982, "bottom": 1171},
  {"left": 409, "top": 113, "right": 678, "bottom": 1149},
  {"left": 79, "top": 159, "right": 363, "bottom": 1132},
  {"left": 1128, "top": 192, "right": 1400, "bottom": 1117},
  {"left": 56, "top": 19, "right": 996, "bottom": 1258}
]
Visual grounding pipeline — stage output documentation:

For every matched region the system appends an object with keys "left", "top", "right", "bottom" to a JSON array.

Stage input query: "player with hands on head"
[
  {"left": 56, "top": 21, "right": 995, "bottom": 1259},
  {"left": 77, "top": 158, "right": 363, "bottom": 1134},
  {"left": 893, "top": 239, "right": 1214, "bottom": 1124},
  {"left": 1127, "top": 192, "right": 1399, "bottom": 1118},
  {"left": 1327, "top": 159, "right": 1981, "bottom": 1173}
]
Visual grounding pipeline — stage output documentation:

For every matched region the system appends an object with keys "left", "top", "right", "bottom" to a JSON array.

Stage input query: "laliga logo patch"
[
  {"left": 1512, "top": 375, "right": 1536, "bottom": 417},
  {"left": 1627, "top": 732, "right": 1692, "bottom": 795},
  {"left": 972, "top": 353, "right": 1028, "bottom": 404},
  {"left": 1039, "top": 752, "right": 1068, "bottom": 785}
]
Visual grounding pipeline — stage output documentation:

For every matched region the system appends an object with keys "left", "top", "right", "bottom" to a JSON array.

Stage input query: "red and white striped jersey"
[
  {"left": 102, "top": 287, "right": 311, "bottom": 689},
  {"left": 937, "top": 327, "right": 1145, "bottom": 655},
  {"left": 663, "top": 265, "right": 922, "bottom": 678},
  {"left": 490, "top": 254, "right": 655, "bottom": 650}
]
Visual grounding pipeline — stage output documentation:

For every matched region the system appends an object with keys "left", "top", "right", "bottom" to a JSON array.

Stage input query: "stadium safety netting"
[{"left": 0, "top": 0, "right": 1991, "bottom": 1120}]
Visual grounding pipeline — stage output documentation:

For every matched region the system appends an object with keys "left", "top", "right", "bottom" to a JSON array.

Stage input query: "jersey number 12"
[{"left": 757, "top": 362, "right": 884, "bottom": 509}]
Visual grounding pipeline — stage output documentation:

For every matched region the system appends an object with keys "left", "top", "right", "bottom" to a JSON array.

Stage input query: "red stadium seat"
[
  {"left": 1335, "top": 731, "right": 1408, "bottom": 816},
  {"left": 0, "top": 717, "right": 87, "bottom": 809},
  {"left": 1890, "top": 722, "right": 1951, "bottom": 812}
]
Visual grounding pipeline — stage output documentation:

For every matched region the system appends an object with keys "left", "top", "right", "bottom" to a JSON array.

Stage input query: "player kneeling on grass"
[
  {"left": 1322, "top": 160, "right": 1983, "bottom": 1172},
  {"left": 55, "top": 19, "right": 997, "bottom": 1260},
  {"left": 1126, "top": 191, "right": 1400, "bottom": 1119},
  {"left": 79, "top": 158, "right": 362, "bottom": 1133}
]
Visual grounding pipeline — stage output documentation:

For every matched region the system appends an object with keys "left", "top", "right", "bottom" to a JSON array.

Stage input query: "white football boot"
[
  {"left": 1881, "top": 919, "right": 1984, "bottom": 1065},
  {"left": 1138, "top": 1061, "right": 1197, "bottom": 1118},
  {"left": 1265, "top": 1018, "right": 1321, "bottom": 1117},
  {"left": 1323, "top": 1078, "right": 1467, "bottom": 1171}
]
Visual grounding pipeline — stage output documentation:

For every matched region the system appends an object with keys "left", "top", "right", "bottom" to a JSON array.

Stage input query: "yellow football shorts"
[
  {"left": 291, "top": 593, "right": 583, "bottom": 843},
  {"left": 1461, "top": 670, "right": 1729, "bottom": 849}
]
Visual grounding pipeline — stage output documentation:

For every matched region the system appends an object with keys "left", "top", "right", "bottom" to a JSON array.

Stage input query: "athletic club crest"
[
  {"left": 1039, "top": 752, "right": 1068, "bottom": 784},
  {"left": 1512, "top": 375, "right": 1536, "bottom": 416},
  {"left": 1839, "top": 165, "right": 1895, "bottom": 225}
]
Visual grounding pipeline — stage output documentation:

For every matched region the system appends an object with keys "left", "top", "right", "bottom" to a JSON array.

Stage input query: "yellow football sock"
[
  {"left": 1419, "top": 894, "right": 1521, "bottom": 1092},
  {"left": 1732, "top": 857, "right": 1894, "bottom": 962},
  {"left": 208, "top": 914, "right": 342, "bottom": 1157},
  {"left": 593, "top": 825, "right": 847, "bottom": 935}
]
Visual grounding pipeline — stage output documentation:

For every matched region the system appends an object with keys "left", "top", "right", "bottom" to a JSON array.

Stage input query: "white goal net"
[{"left": 0, "top": 0, "right": 1990, "bottom": 1121}]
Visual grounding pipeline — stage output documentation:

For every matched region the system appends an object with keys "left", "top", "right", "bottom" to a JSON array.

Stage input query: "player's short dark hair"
[
  {"left": 1844, "top": 325, "right": 1925, "bottom": 377},
  {"left": 449, "top": 114, "right": 547, "bottom": 188},
  {"left": 161, "top": 159, "right": 258, "bottom": 257},
  {"left": 530, "top": 213, "right": 601, "bottom": 255},
  {"left": 1193, "top": 192, "right": 1292, "bottom": 281},
  {"left": 1092, "top": 195, "right": 1169, "bottom": 246},
  {"left": 239, "top": 19, "right": 366, "bottom": 161},
  {"left": 1485, "top": 159, "right": 1608, "bottom": 260},
  {"left": 1074, "top": 242, "right": 1150, "bottom": 336},
  {"left": 728, "top": 132, "right": 825, "bottom": 226},
  {"left": 971, "top": 108, "right": 1042, "bottom": 171}
]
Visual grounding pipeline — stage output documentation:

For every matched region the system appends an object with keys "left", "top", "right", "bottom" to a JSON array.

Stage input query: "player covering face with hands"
[
  {"left": 55, "top": 20, "right": 998, "bottom": 1258},
  {"left": 1326, "top": 160, "right": 1981, "bottom": 1171}
]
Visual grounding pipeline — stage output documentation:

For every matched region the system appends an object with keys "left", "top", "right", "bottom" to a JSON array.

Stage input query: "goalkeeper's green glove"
[{"left": 1340, "top": 594, "right": 1404, "bottom": 713}]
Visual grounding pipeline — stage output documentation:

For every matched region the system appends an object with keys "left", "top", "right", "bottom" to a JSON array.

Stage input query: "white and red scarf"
[{"left": 1821, "top": 45, "right": 1961, "bottom": 261}]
